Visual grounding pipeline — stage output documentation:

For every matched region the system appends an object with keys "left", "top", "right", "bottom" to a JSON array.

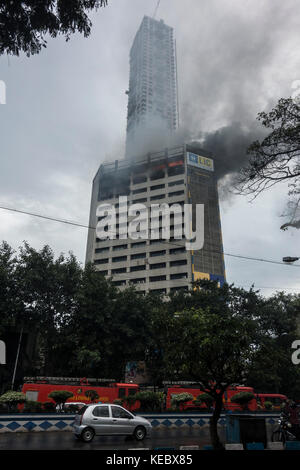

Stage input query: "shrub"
[
  {"left": 264, "top": 401, "right": 273, "bottom": 411},
  {"left": 0, "top": 391, "right": 26, "bottom": 412},
  {"left": 194, "top": 392, "right": 214, "bottom": 409},
  {"left": 171, "top": 393, "right": 194, "bottom": 411},
  {"left": 48, "top": 390, "right": 74, "bottom": 411},
  {"left": 134, "top": 391, "right": 164, "bottom": 412},
  {"left": 231, "top": 392, "right": 255, "bottom": 410},
  {"left": 43, "top": 401, "right": 56, "bottom": 413},
  {"left": 85, "top": 389, "right": 99, "bottom": 402},
  {"left": 23, "top": 400, "right": 43, "bottom": 413}
]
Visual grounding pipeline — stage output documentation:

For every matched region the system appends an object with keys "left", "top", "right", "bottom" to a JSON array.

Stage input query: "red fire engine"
[
  {"left": 21, "top": 377, "right": 139, "bottom": 410},
  {"left": 164, "top": 383, "right": 287, "bottom": 411}
]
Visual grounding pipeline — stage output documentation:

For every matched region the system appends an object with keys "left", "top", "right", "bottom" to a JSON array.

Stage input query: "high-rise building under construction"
[
  {"left": 86, "top": 16, "right": 226, "bottom": 292},
  {"left": 125, "top": 16, "right": 178, "bottom": 159}
]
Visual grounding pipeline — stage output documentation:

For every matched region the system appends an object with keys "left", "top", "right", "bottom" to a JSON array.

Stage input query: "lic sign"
[{"left": 0, "top": 340, "right": 6, "bottom": 364}]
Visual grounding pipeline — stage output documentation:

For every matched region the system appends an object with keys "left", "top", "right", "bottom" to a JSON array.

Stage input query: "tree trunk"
[{"left": 209, "top": 395, "right": 224, "bottom": 450}]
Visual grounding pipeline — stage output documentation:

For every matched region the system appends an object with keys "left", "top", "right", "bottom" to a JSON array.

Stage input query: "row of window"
[
  {"left": 95, "top": 246, "right": 186, "bottom": 262},
  {"left": 96, "top": 259, "right": 188, "bottom": 271},
  {"left": 95, "top": 241, "right": 186, "bottom": 252},
  {"left": 95, "top": 251, "right": 187, "bottom": 264}
]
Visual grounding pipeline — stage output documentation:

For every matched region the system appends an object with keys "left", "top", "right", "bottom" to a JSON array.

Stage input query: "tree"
[
  {"left": 48, "top": 390, "right": 73, "bottom": 410},
  {"left": 85, "top": 389, "right": 99, "bottom": 402},
  {"left": 230, "top": 392, "right": 255, "bottom": 411},
  {"left": 170, "top": 393, "right": 194, "bottom": 411},
  {"left": 195, "top": 392, "right": 214, "bottom": 409},
  {"left": 150, "top": 281, "right": 260, "bottom": 449},
  {"left": 0, "top": 391, "right": 26, "bottom": 412},
  {"left": 0, "top": 0, "right": 108, "bottom": 57},
  {"left": 236, "top": 97, "right": 300, "bottom": 229},
  {"left": 134, "top": 391, "right": 164, "bottom": 412}
]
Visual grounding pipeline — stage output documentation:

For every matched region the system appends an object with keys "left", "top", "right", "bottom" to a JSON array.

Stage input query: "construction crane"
[{"left": 153, "top": 0, "right": 161, "bottom": 18}]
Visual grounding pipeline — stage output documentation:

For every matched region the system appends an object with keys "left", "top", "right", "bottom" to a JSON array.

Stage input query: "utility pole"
[{"left": 11, "top": 325, "right": 24, "bottom": 390}]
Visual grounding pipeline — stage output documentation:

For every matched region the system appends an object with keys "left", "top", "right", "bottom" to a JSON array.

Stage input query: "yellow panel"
[{"left": 193, "top": 271, "right": 210, "bottom": 281}]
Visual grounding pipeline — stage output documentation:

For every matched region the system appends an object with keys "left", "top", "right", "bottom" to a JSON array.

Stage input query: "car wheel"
[
  {"left": 81, "top": 427, "right": 95, "bottom": 442},
  {"left": 134, "top": 426, "right": 146, "bottom": 441}
]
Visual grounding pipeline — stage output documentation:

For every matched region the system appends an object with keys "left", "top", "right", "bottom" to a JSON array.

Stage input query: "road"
[{"left": 0, "top": 428, "right": 225, "bottom": 450}]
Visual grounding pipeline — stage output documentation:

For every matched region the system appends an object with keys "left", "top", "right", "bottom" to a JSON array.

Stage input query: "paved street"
[{"left": 0, "top": 428, "right": 225, "bottom": 450}]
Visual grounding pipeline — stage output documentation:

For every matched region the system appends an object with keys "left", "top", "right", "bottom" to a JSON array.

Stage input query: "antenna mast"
[{"left": 153, "top": 0, "right": 161, "bottom": 18}]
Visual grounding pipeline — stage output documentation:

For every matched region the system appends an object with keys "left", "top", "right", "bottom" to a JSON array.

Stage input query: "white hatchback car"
[{"left": 73, "top": 404, "right": 152, "bottom": 442}]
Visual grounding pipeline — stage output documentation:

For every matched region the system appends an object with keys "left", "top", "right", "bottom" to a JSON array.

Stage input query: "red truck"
[
  {"left": 165, "top": 383, "right": 287, "bottom": 411},
  {"left": 21, "top": 377, "right": 139, "bottom": 410}
]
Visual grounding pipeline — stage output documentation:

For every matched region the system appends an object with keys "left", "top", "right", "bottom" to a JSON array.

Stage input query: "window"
[
  {"left": 131, "top": 241, "right": 147, "bottom": 248},
  {"left": 130, "top": 278, "right": 146, "bottom": 284},
  {"left": 130, "top": 265, "right": 146, "bottom": 272},
  {"left": 118, "top": 388, "right": 126, "bottom": 399},
  {"left": 170, "top": 273, "right": 188, "bottom": 280},
  {"left": 94, "top": 258, "right": 109, "bottom": 265},
  {"left": 133, "top": 175, "right": 147, "bottom": 185},
  {"left": 150, "top": 194, "right": 165, "bottom": 201},
  {"left": 131, "top": 253, "right": 146, "bottom": 260},
  {"left": 111, "top": 406, "right": 132, "bottom": 419},
  {"left": 170, "top": 259, "right": 187, "bottom": 267},
  {"left": 99, "top": 270, "right": 108, "bottom": 276},
  {"left": 150, "top": 184, "right": 165, "bottom": 191},
  {"left": 112, "top": 256, "right": 127, "bottom": 263},
  {"left": 112, "top": 268, "right": 127, "bottom": 274},
  {"left": 92, "top": 405, "right": 109, "bottom": 417},
  {"left": 150, "top": 275, "right": 166, "bottom": 282},
  {"left": 150, "top": 263, "right": 166, "bottom": 270},
  {"left": 133, "top": 187, "right": 147, "bottom": 195},
  {"left": 168, "top": 179, "right": 184, "bottom": 187},
  {"left": 113, "top": 244, "right": 128, "bottom": 251},
  {"left": 95, "top": 247, "right": 109, "bottom": 254},
  {"left": 150, "top": 250, "right": 166, "bottom": 257},
  {"left": 150, "top": 288, "right": 167, "bottom": 294},
  {"left": 168, "top": 190, "right": 185, "bottom": 197},
  {"left": 134, "top": 197, "right": 147, "bottom": 204},
  {"left": 169, "top": 247, "right": 186, "bottom": 255},
  {"left": 25, "top": 391, "right": 38, "bottom": 401}
]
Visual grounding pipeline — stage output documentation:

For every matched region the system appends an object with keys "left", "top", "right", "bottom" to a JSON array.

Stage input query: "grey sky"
[{"left": 0, "top": 0, "right": 300, "bottom": 296}]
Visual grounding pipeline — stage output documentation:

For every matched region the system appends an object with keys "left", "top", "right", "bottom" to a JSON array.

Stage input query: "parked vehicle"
[
  {"left": 272, "top": 413, "right": 298, "bottom": 443},
  {"left": 165, "top": 384, "right": 257, "bottom": 411},
  {"left": 73, "top": 404, "right": 152, "bottom": 442},
  {"left": 256, "top": 393, "right": 287, "bottom": 410},
  {"left": 21, "top": 377, "right": 139, "bottom": 410}
]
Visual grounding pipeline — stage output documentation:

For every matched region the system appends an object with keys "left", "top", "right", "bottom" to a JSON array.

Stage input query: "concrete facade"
[{"left": 86, "top": 144, "right": 225, "bottom": 293}]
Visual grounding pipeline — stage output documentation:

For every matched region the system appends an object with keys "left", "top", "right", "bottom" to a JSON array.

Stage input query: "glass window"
[
  {"left": 118, "top": 388, "right": 126, "bottom": 398},
  {"left": 111, "top": 406, "right": 132, "bottom": 419},
  {"left": 92, "top": 405, "right": 109, "bottom": 417}
]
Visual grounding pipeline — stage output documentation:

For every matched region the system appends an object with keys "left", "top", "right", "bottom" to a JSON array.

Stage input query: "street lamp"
[{"left": 282, "top": 256, "right": 300, "bottom": 263}]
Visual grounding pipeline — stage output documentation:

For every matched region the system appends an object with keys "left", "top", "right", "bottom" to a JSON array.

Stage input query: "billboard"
[{"left": 187, "top": 152, "right": 214, "bottom": 172}]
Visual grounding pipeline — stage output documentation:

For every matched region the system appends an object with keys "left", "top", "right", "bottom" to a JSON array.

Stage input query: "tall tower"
[{"left": 126, "top": 16, "right": 178, "bottom": 159}]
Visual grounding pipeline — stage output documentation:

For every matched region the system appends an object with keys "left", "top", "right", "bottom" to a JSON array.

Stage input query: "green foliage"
[
  {"left": 43, "top": 401, "right": 56, "bottom": 413},
  {"left": 264, "top": 401, "right": 273, "bottom": 411},
  {"left": 231, "top": 392, "right": 255, "bottom": 405},
  {"left": 84, "top": 390, "right": 99, "bottom": 402},
  {"left": 23, "top": 400, "right": 43, "bottom": 413},
  {"left": 48, "top": 390, "right": 73, "bottom": 404},
  {"left": 171, "top": 393, "right": 194, "bottom": 410},
  {"left": 0, "top": 391, "right": 26, "bottom": 412},
  {"left": 0, "top": 391, "right": 26, "bottom": 404},
  {"left": 134, "top": 391, "right": 164, "bottom": 412},
  {"left": 195, "top": 393, "right": 214, "bottom": 408},
  {"left": 0, "top": 0, "right": 108, "bottom": 57}
]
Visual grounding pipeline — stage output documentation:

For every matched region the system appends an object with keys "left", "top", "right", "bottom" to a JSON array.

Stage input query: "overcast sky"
[{"left": 0, "top": 0, "right": 300, "bottom": 296}]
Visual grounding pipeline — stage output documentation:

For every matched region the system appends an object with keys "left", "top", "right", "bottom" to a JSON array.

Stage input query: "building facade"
[
  {"left": 86, "top": 144, "right": 226, "bottom": 294},
  {"left": 125, "top": 16, "right": 178, "bottom": 159}
]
